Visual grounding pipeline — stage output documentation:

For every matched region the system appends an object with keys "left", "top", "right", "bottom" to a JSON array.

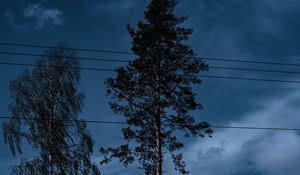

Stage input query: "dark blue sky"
[{"left": 1, "top": 0, "right": 300, "bottom": 174}]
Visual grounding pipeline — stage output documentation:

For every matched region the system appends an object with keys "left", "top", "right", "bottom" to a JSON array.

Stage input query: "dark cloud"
[{"left": 179, "top": 0, "right": 300, "bottom": 60}]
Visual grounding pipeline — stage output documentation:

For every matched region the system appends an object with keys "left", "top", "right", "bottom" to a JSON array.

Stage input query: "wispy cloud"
[
  {"left": 182, "top": 89, "right": 300, "bottom": 175},
  {"left": 24, "top": 3, "right": 63, "bottom": 29},
  {"left": 4, "top": 11, "right": 29, "bottom": 30},
  {"left": 4, "top": 3, "right": 63, "bottom": 30}
]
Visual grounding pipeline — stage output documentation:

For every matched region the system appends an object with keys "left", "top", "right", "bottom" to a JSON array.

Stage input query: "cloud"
[
  {"left": 4, "top": 11, "right": 29, "bottom": 30},
  {"left": 24, "top": 3, "right": 63, "bottom": 29},
  {"left": 183, "top": 89, "right": 300, "bottom": 175},
  {"left": 4, "top": 3, "right": 63, "bottom": 30},
  {"left": 178, "top": 0, "right": 300, "bottom": 60}
]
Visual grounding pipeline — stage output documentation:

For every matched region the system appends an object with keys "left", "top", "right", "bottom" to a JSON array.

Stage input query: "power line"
[
  {"left": 0, "top": 51, "right": 129, "bottom": 63},
  {"left": 210, "top": 125, "right": 300, "bottom": 131},
  {"left": 0, "top": 116, "right": 127, "bottom": 125},
  {"left": 209, "top": 66, "right": 300, "bottom": 75},
  {"left": 2, "top": 51, "right": 300, "bottom": 75},
  {"left": 1, "top": 42, "right": 300, "bottom": 67},
  {"left": 0, "top": 61, "right": 115, "bottom": 72},
  {"left": 0, "top": 116, "right": 299, "bottom": 131},
  {"left": 202, "top": 57, "right": 300, "bottom": 67},
  {"left": 1, "top": 61, "right": 300, "bottom": 84},
  {"left": 200, "top": 75, "right": 300, "bottom": 84},
  {"left": 0, "top": 42, "right": 133, "bottom": 55}
]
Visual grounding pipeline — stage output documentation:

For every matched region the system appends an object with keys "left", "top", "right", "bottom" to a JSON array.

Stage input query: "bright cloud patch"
[
  {"left": 183, "top": 91, "right": 300, "bottom": 175},
  {"left": 24, "top": 4, "right": 63, "bottom": 29},
  {"left": 5, "top": 3, "right": 63, "bottom": 30}
]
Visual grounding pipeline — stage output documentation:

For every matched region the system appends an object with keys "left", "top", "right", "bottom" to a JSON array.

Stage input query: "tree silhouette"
[
  {"left": 100, "top": 0, "right": 213, "bottom": 174},
  {"left": 3, "top": 43, "right": 100, "bottom": 175}
]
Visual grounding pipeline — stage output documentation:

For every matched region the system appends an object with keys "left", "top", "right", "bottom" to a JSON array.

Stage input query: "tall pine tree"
[
  {"left": 100, "top": 0, "right": 212, "bottom": 174},
  {"left": 3, "top": 44, "right": 100, "bottom": 175}
]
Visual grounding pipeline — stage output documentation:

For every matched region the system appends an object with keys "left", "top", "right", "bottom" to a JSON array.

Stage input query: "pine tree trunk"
[
  {"left": 155, "top": 115, "right": 162, "bottom": 175},
  {"left": 155, "top": 62, "right": 162, "bottom": 175}
]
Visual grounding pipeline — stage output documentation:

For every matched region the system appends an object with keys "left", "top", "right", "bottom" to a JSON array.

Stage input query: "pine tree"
[
  {"left": 100, "top": 0, "right": 212, "bottom": 174},
  {"left": 3, "top": 43, "right": 100, "bottom": 175}
]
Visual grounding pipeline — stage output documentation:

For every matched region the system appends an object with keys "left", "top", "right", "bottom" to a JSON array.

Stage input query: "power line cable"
[
  {"left": 2, "top": 51, "right": 300, "bottom": 75},
  {"left": 200, "top": 75, "right": 300, "bottom": 84},
  {"left": 0, "top": 42, "right": 133, "bottom": 55},
  {"left": 0, "top": 51, "right": 129, "bottom": 63},
  {"left": 209, "top": 66, "right": 300, "bottom": 75},
  {"left": 0, "top": 61, "right": 115, "bottom": 72},
  {"left": 0, "top": 116, "right": 127, "bottom": 125},
  {"left": 202, "top": 57, "right": 300, "bottom": 67},
  {"left": 1, "top": 42, "right": 300, "bottom": 67},
  {"left": 1, "top": 61, "right": 300, "bottom": 84},
  {"left": 210, "top": 125, "right": 300, "bottom": 131},
  {"left": 0, "top": 116, "right": 299, "bottom": 131}
]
